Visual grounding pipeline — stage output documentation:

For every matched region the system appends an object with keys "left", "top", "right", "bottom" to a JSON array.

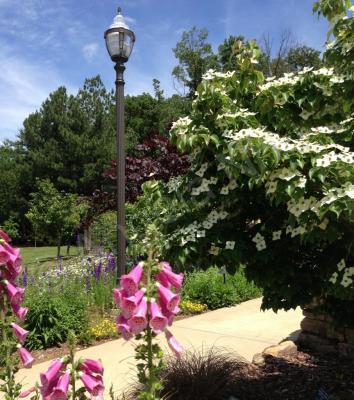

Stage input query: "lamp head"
[{"left": 104, "top": 7, "right": 135, "bottom": 63}]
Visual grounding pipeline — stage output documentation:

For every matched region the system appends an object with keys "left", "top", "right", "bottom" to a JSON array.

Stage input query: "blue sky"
[{"left": 0, "top": 0, "right": 328, "bottom": 141}]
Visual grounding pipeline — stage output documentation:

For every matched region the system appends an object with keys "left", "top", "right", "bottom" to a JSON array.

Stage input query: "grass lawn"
[{"left": 21, "top": 246, "right": 80, "bottom": 272}]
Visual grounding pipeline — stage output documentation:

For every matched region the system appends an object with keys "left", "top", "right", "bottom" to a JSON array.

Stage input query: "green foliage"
[
  {"left": 0, "top": 217, "right": 20, "bottom": 241},
  {"left": 173, "top": 26, "right": 219, "bottom": 95},
  {"left": 26, "top": 180, "right": 87, "bottom": 252},
  {"left": 20, "top": 77, "right": 116, "bottom": 196},
  {"left": 125, "top": 92, "right": 190, "bottom": 151},
  {"left": 0, "top": 142, "right": 26, "bottom": 229},
  {"left": 182, "top": 267, "right": 262, "bottom": 310},
  {"left": 218, "top": 35, "right": 246, "bottom": 72},
  {"left": 286, "top": 45, "right": 322, "bottom": 72},
  {"left": 92, "top": 181, "right": 176, "bottom": 259},
  {"left": 24, "top": 288, "right": 88, "bottom": 350},
  {"left": 162, "top": 2, "right": 354, "bottom": 325}
]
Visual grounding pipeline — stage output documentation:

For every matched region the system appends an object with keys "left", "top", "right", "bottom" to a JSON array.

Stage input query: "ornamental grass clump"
[
  {"left": 159, "top": 349, "right": 244, "bottom": 400},
  {"left": 113, "top": 259, "right": 184, "bottom": 400},
  {"left": 0, "top": 230, "right": 34, "bottom": 398}
]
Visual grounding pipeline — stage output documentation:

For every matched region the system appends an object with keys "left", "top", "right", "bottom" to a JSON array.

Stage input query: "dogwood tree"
[{"left": 159, "top": 0, "right": 354, "bottom": 324}]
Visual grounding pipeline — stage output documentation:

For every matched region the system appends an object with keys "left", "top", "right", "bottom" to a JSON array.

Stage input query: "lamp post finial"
[{"left": 117, "top": 6, "right": 122, "bottom": 14}]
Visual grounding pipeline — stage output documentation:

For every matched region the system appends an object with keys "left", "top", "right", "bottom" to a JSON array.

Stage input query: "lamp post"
[{"left": 104, "top": 7, "right": 135, "bottom": 279}]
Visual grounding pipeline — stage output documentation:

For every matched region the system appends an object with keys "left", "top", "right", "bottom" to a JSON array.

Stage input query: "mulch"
[{"left": 231, "top": 345, "right": 354, "bottom": 400}]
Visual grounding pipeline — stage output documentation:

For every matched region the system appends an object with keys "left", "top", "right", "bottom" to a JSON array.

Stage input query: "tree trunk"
[
  {"left": 83, "top": 226, "right": 92, "bottom": 255},
  {"left": 57, "top": 237, "right": 61, "bottom": 258},
  {"left": 66, "top": 244, "right": 71, "bottom": 255}
]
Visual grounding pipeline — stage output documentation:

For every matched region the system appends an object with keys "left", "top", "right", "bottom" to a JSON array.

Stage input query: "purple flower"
[
  {"left": 85, "top": 276, "right": 91, "bottom": 292},
  {"left": 94, "top": 262, "right": 103, "bottom": 281},
  {"left": 22, "top": 272, "right": 28, "bottom": 287}
]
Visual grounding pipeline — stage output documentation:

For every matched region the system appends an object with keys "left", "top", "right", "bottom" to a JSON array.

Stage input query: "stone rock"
[
  {"left": 345, "top": 328, "right": 354, "bottom": 345},
  {"left": 252, "top": 353, "right": 265, "bottom": 365},
  {"left": 338, "top": 343, "right": 354, "bottom": 358},
  {"left": 297, "top": 332, "right": 336, "bottom": 354},
  {"left": 300, "top": 317, "right": 328, "bottom": 337},
  {"left": 326, "top": 325, "right": 345, "bottom": 342},
  {"left": 262, "top": 340, "right": 297, "bottom": 358},
  {"left": 302, "top": 309, "right": 328, "bottom": 321}
]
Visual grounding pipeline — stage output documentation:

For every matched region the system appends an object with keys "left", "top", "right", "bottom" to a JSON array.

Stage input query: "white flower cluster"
[
  {"left": 312, "top": 67, "right": 334, "bottom": 76},
  {"left": 286, "top": 225, "right": 306, "bottom": 238},
  {"left": 258, "top": 67, "right": 340, "bottom": 92},
  {"left": 220, "top": 180, "right": 237, "bottom": 195},
  {"left": 208, "top": 240, "right": 235, "bottom": 256},
  {"left": 209, "top": 245, "right": 220, "bottom": 255},
  {"left": 223, "top": 128, "right": 352, "bottom": 156},
  {"left": 202, "top": 69, "right": 235, "bottom": 81},
  {"left": 287, "top": 197, "right": 318, "bottom": 218},
  {"left": 191, "top": 177, "right": 218, "bottom": 196},
  {"left": 225, "top": 241, "right": 235, "bottom": 250},
  {"left": 216, "top": 109, "right": 257, "bottom": 120},
  {"left": 171, "top": 116, "right": 192, "bottom": 133},
  {"left": 252, "top": 233, "right": 266, "bottom": 251},
  {"left": 285, "top": 183, "right": 354, "bottom": 222},
  {"left": 195, "top": 163, "right": 208, "bottom": 177},
  {"left": 166, "top": 176, "right": 183, "bottom": 193},
  {"left": 268, "top": 168, "right": 301, "bottom": 182},
  {"left": 272, "top": 231, "right": 282, "bottom": 241},
  {"left": 315, "top": 151, "right": 354, "bottom": 167},
  {"left": 174, "top": 209, "right": 229, "bottom": 247},
  {"left": 259, "top": 73, "right": 300, "bottom": 91},
  {"left": 265, "top": 180, "right": 277, "bottom": 194},
  {"left": 329, "top": 259, "right": 354, "bottom": 288}
]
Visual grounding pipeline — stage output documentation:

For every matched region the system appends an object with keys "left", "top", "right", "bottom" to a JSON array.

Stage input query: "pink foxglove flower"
[
  {"left": 50, "top": 372, "right": 70, "bottom": 400},
  {"left": 116, "top": 315, "right": 133, "bottom": 341},
  {"left": 11, "top": 322, "right": 29, "bottom": 344},
  {"left": 3, "top": 280, "right": 25, "bottom": 305},
  {"left": 112, "top": 288, "right": 124, "bottom": 306},
  {"left": 159, "top": 261, "right": 172, "bottom": 271},
  {"left": 0, "top": 229, "right": 10, "bottom": 242},
  {"left": 80, "top": 359, "right": 104, "bottom": 375},
  {"left": 19, "top": 387, "right": 37, "bottom": 398},
  {"left": 0, "top": 245, "right": 10, "bottom": 265},
  {"left": 18, "top": 346, "right": 34, "bottom": 368},
  {"left": 121, "top": 288, "right": 146, "bottom": 319},
  {"left": 40, "top": 359, "right": 65, "bottom": 389},
  {"left": 165, "top": 329, "right": 183, "bottom": 358},
  {"left": 128, "top": 296, "right": 148, "bottom": 334},
  {"left": 159, "top": 266, "right": 183, "bottom": 291},
  {"left": 149, "top": 299, "right": 167, "bottom": 334},
  {"left": 12, "top": 304, "right": 28, "bottom": 321},
  {"left": 163, "top": 306, "right": 180, "bottom": 326},
  {"left": 7, "top": 249, "right": 22, "bottom": 272},
  {"left": 155, "top": 271, "right": 171, "bottom": 288},
  {"left": 80, "top": 373, "right": 104, "bottom": 396},
  {"left": 120, "top": 263, "right": 143, "bottom": 295},
  {"left": 157, "top": 283, "right": 180, "bottom": 311}
]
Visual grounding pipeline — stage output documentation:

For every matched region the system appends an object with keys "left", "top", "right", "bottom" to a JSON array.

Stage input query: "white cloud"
[
  {"left": 125, "top": 16, "right": 137, "bottom": 26},
  {"left": 0, "top": 49, "right": 76, "bottom": 142},
  {"left": 82, "top": 42, "right": 99, "bottom": 62}
]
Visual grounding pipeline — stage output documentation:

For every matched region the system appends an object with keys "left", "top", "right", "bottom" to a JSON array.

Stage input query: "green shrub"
[
  {"left": 182, "top": 267, "right": 261, "bottom": 310},
  {"left": 24, "top": 289, "right": 89, "bottom": 350}
]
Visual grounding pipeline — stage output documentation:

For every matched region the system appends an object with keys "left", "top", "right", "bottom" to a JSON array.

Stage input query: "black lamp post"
[{"left": 104, "top": 7, "right": 135, "bottom": 279}]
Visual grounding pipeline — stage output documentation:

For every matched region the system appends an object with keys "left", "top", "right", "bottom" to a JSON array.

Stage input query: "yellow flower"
[{"left": 180, "top": 300, "right": 207, "bottom": 314}]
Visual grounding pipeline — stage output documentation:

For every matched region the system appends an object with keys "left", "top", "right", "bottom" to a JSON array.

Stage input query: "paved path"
[{"left": 16, "top": 298, "right": 303, "bottom": 397}]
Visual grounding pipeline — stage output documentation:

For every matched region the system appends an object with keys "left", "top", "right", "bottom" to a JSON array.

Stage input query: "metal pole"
[{"left": 115, "top": 62, "right": 126, "bottom": 281}]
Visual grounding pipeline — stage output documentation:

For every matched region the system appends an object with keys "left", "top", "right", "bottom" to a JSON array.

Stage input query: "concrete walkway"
[{"left": 16, "top": 298, "right": 303, "bottom": 397}]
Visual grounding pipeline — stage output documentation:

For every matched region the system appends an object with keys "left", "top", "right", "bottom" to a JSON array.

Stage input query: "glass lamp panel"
[
  {"left": 106, "top": 31, "right": 121, "bottom": 58},
  {"left": 122, "top": 34, "right": 134, "bottom": 58}
]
